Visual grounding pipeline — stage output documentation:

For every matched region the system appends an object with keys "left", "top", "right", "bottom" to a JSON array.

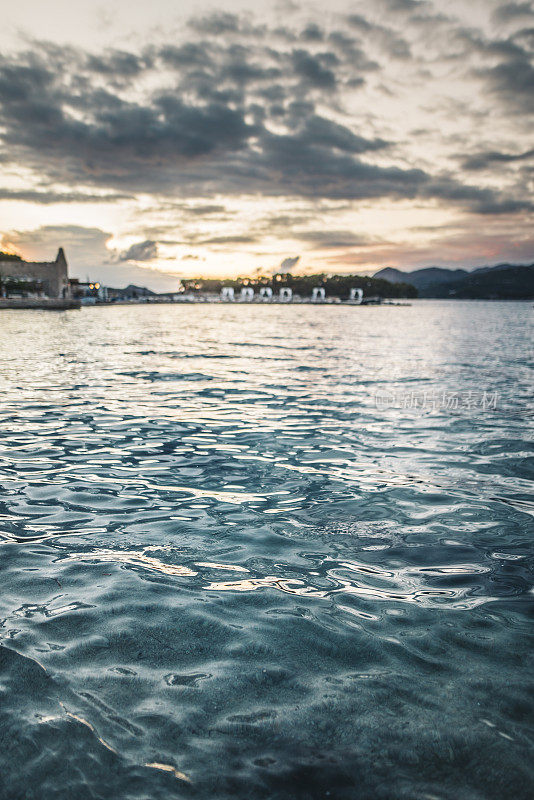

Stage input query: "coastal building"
[
  {"left": 107, "top": 284, "right": 156, "bottom": 301},
  {"left": 279, "top": 287, "right": 292, "bottom": 302},
  {"left": 240, "top": 287, "right": 254, "bottom": 301},
  {"left": 69, "top": 279, "right": 108, "bottom": 303},
  {"left": 0, "top": 248, "right": 70, "bottom": 298},
  {"left": 311, "top": 287, "right": 326, "bottom": 302}
]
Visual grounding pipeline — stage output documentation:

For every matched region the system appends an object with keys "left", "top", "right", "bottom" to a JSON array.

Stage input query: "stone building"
[{"left": 0, "top": 248, "right": 70, "bottom": 297}]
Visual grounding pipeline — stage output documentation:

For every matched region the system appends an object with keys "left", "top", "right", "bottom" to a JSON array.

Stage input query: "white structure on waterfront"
[
  {"left": 240, "top": 287, "right": 254, "bottom": 301},
  {"left": 311, "top": 287, "right": 325, "bottom": 302},
  {"left": 218, "top": 284, "right": 365, "bottom": 304}
]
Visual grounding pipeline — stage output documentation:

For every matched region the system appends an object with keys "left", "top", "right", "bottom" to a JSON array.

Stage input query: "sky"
[{"left": 0, "top": 0, "right": 533, "bottom": 289}]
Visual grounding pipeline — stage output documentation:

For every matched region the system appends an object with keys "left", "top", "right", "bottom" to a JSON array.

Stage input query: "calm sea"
[{"left": 0, "top": 301, "right": 532, "bottom": 799}]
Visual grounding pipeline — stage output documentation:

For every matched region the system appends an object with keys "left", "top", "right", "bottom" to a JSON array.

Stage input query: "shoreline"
[{"left": 0, "top": 297, "right": 81, "bottom": 310}]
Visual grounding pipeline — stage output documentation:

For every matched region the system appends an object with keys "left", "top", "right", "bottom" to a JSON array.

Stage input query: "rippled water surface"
[{"left": 0, "top": 301, "right": 532, "bottom": 800}]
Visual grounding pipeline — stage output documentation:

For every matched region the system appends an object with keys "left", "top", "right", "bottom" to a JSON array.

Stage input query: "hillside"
[
  {"left": 108, "top": 284, "right": 156, "bottom": 298},
  {"left": 374, "top": 263, "right": 534, "bottom": 298},
  {"left": 440, "top": 266, "right": 534, "bottom": 299},
  {"left": 374, "top": 267, "right": 468, "bottom": 292}
]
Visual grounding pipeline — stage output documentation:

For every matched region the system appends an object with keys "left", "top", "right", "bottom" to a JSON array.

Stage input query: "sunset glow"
[{"left": 1, "top": 0, "right": 533, "bottom": 289}]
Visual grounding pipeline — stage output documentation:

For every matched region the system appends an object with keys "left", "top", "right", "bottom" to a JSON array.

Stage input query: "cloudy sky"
[{"left": 1, "top": 0, "right": 533, "bottom": 289}]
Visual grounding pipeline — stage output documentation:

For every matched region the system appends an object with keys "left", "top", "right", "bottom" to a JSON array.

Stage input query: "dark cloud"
[
  {"left": 290, "top": 49, "right": 338, "bottom": 88},
  {"left": 480, "top": 54, "right": 534, "bottom": 113},
  {"left": 196, "top": 235, "right": 257, "bottom": 245},
  {"left": 295, "top": 115, "right": 388, "bottom": 153},
  {"left": 0, "top": 37, "right": 395, "bottom": 202},
  {"left": 295, "top": 231, "right": 374, "bottom": 248},
  {"left": 0, "top": 8, "right": 531, "bottom": 221},
  {"left": 384, "top": 0, "right": 425, "bottom": 12},
  {"left": 0, "top": 188, "right": 130, "bottom": 203},
  {"left": 184, "top": 204, "right": 228, "bottom": 216},
  {"left": 454, "top": 25, "right": 534, "bottom": 114},
  {"left": 189, "top": 13, "right": 242, "bottom": 35},
  {"left": 421, "top": 179, "right": 534, "bottom": 214},
  {"left": 470, "top": 198, "right": 534, "bottom": 214},
  {"left": 189, "top": 12, "right": 266, "bottom": 38},
  {"left": 300, "top": 24, "right": 324, "bottom": 43},
  {"left": 280, "top": 255, "right": 300, "bottom": 270},
  {"left": 263, "top": 213, "right": 313, "bottom": 229},
  {"left": 159, "top": 43, "right": 209, "bottom": 68},
  {"left": 462, "top": 148, "right": 534, "bottom": 170},
  {"left": 327, "top": 31, "right": 380, "bottom": 71},
  {"left": 493, "top": 3, "right": 534, "bottom": 23},
  {"left": 0, "top": 49, "right": 254, "bottom": 168},
  {"left": 253, "top": 130, "right": 428, "bottom": 199},
  {"left": 120, "top": 240, "right": 158, "bottom": 261},
  {"left": 87, "top": 49, "right": 148, "bottom": 77},
  {"left": 4, "top": 224, "right": 110, "bottom": 253},
  {"left": 346, "top": 14, "right": 411, "bottom": 59}
]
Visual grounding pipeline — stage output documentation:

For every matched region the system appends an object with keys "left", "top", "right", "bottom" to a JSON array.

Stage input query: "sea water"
[{"left": 0, "top": 301, "right": 532, "bottom": 799}]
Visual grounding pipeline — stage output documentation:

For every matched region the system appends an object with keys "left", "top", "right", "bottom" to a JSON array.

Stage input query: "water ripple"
[{"left": 0, "top": 303, "right": 533, "bottom": 800}]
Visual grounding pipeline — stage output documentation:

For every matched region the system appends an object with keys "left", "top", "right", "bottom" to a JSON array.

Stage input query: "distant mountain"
[
  {"left": 469, "top": 262, "right": 532, "bottom": 275},
  {"left": 374, "top": 267, "right": 469, "bottom": 291},
  {"left": 442, "top": 266, "right": 534, "bottom": 300},
  {"left": 109, "top": 284, "right": 156, "bottom": 298},
  {"left": 373, "top": 263, "right": 534, "bottom": 298}
]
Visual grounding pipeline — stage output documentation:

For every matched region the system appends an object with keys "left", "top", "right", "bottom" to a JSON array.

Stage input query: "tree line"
[{"left": 181, "top": 273, "right": 418, "bottom": 298}]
